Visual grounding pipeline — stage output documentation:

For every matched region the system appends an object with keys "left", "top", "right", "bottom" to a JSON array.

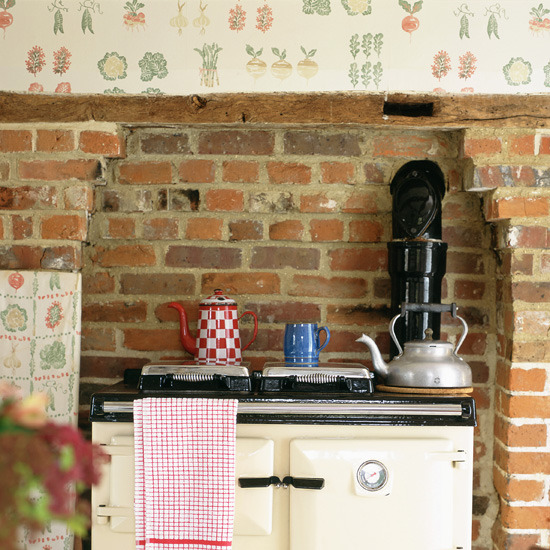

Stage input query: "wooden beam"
[{"left": 0, "top": 91, "right": 548, "bottom": 128}]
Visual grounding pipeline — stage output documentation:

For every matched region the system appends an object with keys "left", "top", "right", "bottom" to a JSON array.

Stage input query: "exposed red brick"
[
  {"left": 363, "top": 163, "right": 386, "bottom": 183},
  {"left": 0, "top": 130, "right": 32, "bottom": 152},
  {"left": 329, "top": 248, "right": 387, "bottom": 271},
  {"left": 510, "top": 134, "right": 535, "bottom": 156},
  {"left": 539, "top": 135, "right": 550, "bottom": 155},
  {"left": 82, "top": 272, "right": 115, "bottom": 294},
  {"left": 327, "top": 304, "right": 391, "bottom": 326},
  {"left": 267, "top": 161, "right": 311, "bottom": 184},
  {"left": 373, "top": 134, "right": 451, "bottom": 157},
  {"left": 93, "top": 245, "right": 156, "bottom": 267},
  {"left": 41, "top": 245, "right": 82, "bottom": 270},
  {"left": 245, "top": 301, "right": 321, "bottom": 323},
  {"left": 141, "top": 133, "right": 191, "bottom": 154},
  {"left": 186, "top": 217, "right": 223, "bottom": 240},
  {"left": 124, "top": 328, "right": 183, "bottom": 351},
  {"left": 166, "top": 246, "right": 241, "bottom": 269},
  {"left": 321, "top": 162, "right": 355, "bottom": 184},
  {"left": 82, "top": 300, "right": 147, "bottom": 323},
  {"left": 0, "top": 162, "right": 9, "bottom": 180},
  {"left": 454, "top": 280, "right": 485, "bottom": 300},
  {"left": 198, "top": 130, "right": 274, "bottom": 155},
  {"left": 41, "top": 214, "right": 87, "bottom": 240},
  {"left": 493, "top": 466, "right": 544, "bottom": 501},
  {"left": 36, "top": 129, "right": 75, "bottom": 152},
  {"left": 310, "top": 219, "right": 343, "bottom": 241},
  {"left": 120, "top": 273, "right": 195, "bottom": 295},
  {"left": 463, "top": 136, "right": 502, "bottom": 157},
  {"left": 81, "top": 327, "right": 116, "bottom": 352},
  {"left": 0, "top": 186, "right": 57, "bottom": 210},
  {"left": 487, "top": 197, "right": 549, "bottom": 220},
  {"left": 283, "top": 131, "right": 361, "bottom": 156},
  {"left": 500, "top": 502, "right": 550, "bottom": 530},
  {"left": 222, "top": 160, "right": 259, "bottom": 183},
  {"left": 107, "top": 217, "right": 136, "bottom": 239},
  {"left": 205, "top": 189, "right": 244, "bottom": 211},
  {"left": 348, "top": 220, "right": 383, "bottom": 242},
  {"left": 201, "top": 272, "right": 280, "bottom": 295},
  {"left": 251, "top": 246, "right": 320, "bottom": 270},
  {"left": 508, "top": 226, "right": 549, "bottom": 248},
  {"left": 491, "top": 518, "right": 540, "bottom": 550},
  {"left": 289, "top": 275, "right": 367, "bottom": 298},
  {"left": 118, "top": 161, "right": 172, "bottom": 184},
  {"left": 79, "top": 130, "right": 126, "bottom": 157},
  {"left": 64, "top": 185, "right": 94, "bottom": 211},
  {"left": 19, "top": 159, "right": 101, "bottom": 181},
  {"left": 342, "top": 191, "right": 379, "bottom": 213},
  {"left": 500, "top": 393, "right": 550, "bottom": 419},
  {"left": 300, "top": 193, "right": 339, "bottom": 213},
  {"left": 143, "top": 218, "right": 179, "bottom": 240},
  {"left": 269, "top": 220, "right": 304, "bottom": 240},
  {"left": 494, "top": 416, "right": 547, "bottom": 447},
  {"left": 12, "top": 216, "right": 32, "bottom": 240},
  {"left": 178, "top": 159, "right": 215, "bottom": 183},
  {"left": 229, "top": 220, "right": 263, "bottom": 241},
  {"left": 447, "top": 251, "right": 485, "bottom": 274},
  {"left": 473, "top": 165, "right": 506, "bottom": 189}
]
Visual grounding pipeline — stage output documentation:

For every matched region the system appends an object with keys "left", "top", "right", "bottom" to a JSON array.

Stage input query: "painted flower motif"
[
  {"left": 25, "top": 46, "right": 46, "bottom": 76},
  {"left": 1, "top": 305, "right": 28, "bottom": 332},
  {"left": 341, "top": 0, "right": 371, "bottom": 16},
  {"left": 256, "top": 4, "right": 273, "bottom": 32},
  {"left": 98, "top": 52, "right": 128, "bottom": 81},
  {"left": 52, "top": 47, "right": 72, "bottom": 75},
  {"left": 228, "top": 3, "right": 246, "bottom": 31},
  {"left": 45, "top": 301, "right": 63, "bottom": 330},
  {"left": 503, "top": 57, "right": 532, "bottom": 86}
]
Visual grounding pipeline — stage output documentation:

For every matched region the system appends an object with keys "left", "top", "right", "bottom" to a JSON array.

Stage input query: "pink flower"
[{"left": 5, "top": 392, "right": 49, "bottom": 429}]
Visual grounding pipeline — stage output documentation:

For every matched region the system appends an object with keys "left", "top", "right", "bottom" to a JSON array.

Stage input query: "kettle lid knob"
[{"left": 424, "top": 328, "right": 433, "bottom": 341}]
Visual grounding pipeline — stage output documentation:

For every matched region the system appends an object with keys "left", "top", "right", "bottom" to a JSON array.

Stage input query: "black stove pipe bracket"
[{"left": 388, "top": 161, "right": 447, "bottom": 357}]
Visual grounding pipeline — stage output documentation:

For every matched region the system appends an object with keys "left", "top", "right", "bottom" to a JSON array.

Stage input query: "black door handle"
[{"left": 283, "top": 476, "right": 325, "bottom": 490}]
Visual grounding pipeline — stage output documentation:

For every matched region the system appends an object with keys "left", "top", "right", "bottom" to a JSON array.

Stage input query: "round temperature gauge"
[{"left": 357, "top": 460, "right": 389, "bottom": 492}]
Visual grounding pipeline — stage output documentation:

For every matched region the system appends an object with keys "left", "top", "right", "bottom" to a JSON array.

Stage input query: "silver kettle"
[{"left": 356, "top": 303, "right": 472, "bottom": 388}]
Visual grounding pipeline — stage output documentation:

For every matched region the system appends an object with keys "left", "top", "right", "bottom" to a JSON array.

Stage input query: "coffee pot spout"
[
  {"left": 168, "top": 302, "right": 198, "bottom": 356},
  {"left": 356, "top": 334, "right": 389, "bottom": 379}
]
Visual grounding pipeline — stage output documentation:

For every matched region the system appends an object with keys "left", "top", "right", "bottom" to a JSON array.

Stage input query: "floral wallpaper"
[{"left": 1, "top": 0, "right": 549, "bottom": 95}]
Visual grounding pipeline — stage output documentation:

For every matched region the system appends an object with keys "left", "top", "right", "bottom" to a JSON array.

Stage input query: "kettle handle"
[
  {"left": 389, "top": 303, "right": 469, "bottom": 354},
  {"left": 239, "top": 311, "right": 259, "bottom": 351}
]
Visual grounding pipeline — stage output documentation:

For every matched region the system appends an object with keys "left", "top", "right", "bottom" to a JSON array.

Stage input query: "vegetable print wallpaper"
[{"left": 1, "top": 0, "right": 550, "bottom": 95}]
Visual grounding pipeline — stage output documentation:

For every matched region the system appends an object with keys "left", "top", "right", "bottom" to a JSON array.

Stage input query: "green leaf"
[
  {"left": 398, "top": 0, "right": 412, "bottom": 13},
  {"left": 411, "top": 0, "right": 422, "bottom": 14},
  {"left": 245, "top": 44, "right": 255, "bottom": 56},
  {"left": 5, "top": 0, "right": 15, "bottom": 8}
]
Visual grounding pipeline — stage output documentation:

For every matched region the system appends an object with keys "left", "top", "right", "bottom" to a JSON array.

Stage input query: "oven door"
[
  {"left": 91, "top": 423, "right": 275, "bottom": 550},
  {"left": 289, "top": 437, "right": 469, "bottom": 550}
]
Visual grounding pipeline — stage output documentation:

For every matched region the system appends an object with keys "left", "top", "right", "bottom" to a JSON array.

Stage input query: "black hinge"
[{"left": 238, "top": 476, "right": 325, "bottom": 490}]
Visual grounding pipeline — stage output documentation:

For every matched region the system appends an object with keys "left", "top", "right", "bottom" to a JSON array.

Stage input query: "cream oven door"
[
  {"left": 289, "top": 437, "right": 470, "bottom": 550},
  {"left": 91, "top": 422, "right": 275, "bottom": 550}
]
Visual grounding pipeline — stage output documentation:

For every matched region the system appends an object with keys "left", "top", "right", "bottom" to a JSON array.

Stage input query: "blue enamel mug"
[{"left": 284, "top": 323, "right": 331, "bottom": 366}]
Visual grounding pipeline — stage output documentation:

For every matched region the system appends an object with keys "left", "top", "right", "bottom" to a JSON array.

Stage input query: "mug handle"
[
  {"left": 239, "top": 311, "right": 259, "bottom": 351},
  {"left": 316, "top": 326, "right": 330, "bottom": 353}
]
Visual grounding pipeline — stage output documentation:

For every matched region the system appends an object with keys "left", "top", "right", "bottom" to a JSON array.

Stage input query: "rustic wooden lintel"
[{"left": 0, "top": 91, "right": 548, "bottom": 128}]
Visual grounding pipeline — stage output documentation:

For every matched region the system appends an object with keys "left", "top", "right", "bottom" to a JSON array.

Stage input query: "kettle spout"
[
  {"left": 168, "top": 302, "right": 198, "bottom": 356},
  {"left": 356, "top": 334, "right": 389, "bottom": 379}
]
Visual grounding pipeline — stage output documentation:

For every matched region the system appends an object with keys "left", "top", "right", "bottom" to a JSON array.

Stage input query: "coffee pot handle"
[
  {"left": 316, "top": 326, "right": 331, "bottom": 353},
  {"left": 239, "top": 311, "right": 259, "bottom": 351}
]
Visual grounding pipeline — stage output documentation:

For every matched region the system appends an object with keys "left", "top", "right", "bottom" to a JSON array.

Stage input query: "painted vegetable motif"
[
  {"left": 124, "top": 0, "right": 146, "bottom": 30},
  {"left": 195, "top": 42, "right": 222, "bottom": 86},
  {"left": 79, "top": 0, "right": 101, "bottom": 34},
  {"left": 256, "top": 4, "right": 273, "bottom": 33},
  {"left": 432, "top": 50, "right": 451, "bottom": 80},
  {"left": 193, "top": 0, "right": 210, "bottom": 34},
  {"left": 49, "top": 0, "right": 68, "bottom": 35},
  {"left": 139, "top": 52, "right": 168, "bottom": 81},
  {"left": 98, "top": 52, "right": 128, "bottom": 80},
  {"left": 170, "top": 1, "right": 188, "bottom": 35},
  {"left": 399, "top": 0, "right": 422, "bottom": 38},
  {"left": 503, "top": 57, "right": 532, "bottom": 86},
  {"left": 485, "top": 3, "right": 506, "bottom": 39},
  {"left": 297, "top": 46, "right": 318, "bottom": 82},
  {"left": 0, "top": 0, "right": 14, "bottom": 39},
  {"left": 246, "top": 44, "right": 267, "bottom": 80},
  {"left": 348, "top": 32, "right": 383, "bottom": 89},
  {"left": 271, "top": 47, "right": 292, "bottom": 80},
  {"left": 529, "top": 3, "right": 550, "bottom": 33},
  {"left": 341, "top": 0, "right": 371, "bottom": 16},
  {"left": 454, "top": 3, "right": 474, "bottom": 39},
  {"left": 303, "top": 0, "right": 331, "bottom": 16}
]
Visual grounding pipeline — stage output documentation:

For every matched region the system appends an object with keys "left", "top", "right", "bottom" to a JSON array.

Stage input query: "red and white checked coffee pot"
[{"left": 169, "top": 290, "right": 258, "bottom": 365}]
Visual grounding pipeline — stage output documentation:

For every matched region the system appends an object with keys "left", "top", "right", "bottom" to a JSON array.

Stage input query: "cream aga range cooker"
[{"left": 90, "top": 363, "right": 476, "bottom": 550}]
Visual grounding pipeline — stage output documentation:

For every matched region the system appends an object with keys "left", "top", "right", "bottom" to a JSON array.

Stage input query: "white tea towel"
[{"left": 134, "top": 397, "right": 238, "bottom": 550}]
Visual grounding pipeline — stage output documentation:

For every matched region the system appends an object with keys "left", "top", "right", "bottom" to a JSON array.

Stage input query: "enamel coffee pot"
[{"left": 169, "top": 289, "right": 258, "bottom": 365}]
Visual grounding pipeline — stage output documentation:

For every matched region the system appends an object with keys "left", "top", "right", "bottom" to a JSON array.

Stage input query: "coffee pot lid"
[{"left": 200, "top": 289, "right": 237, "bottom": 306}]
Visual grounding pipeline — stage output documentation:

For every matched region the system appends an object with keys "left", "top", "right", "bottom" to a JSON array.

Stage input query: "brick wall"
[{"left": 1, "top": 121, "right": 549, "bottom": 548}]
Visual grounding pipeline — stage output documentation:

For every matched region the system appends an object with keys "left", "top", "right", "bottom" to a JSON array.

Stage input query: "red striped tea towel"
[{"left": 134, "top": 398, "right": 238, "bottom": 550}]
